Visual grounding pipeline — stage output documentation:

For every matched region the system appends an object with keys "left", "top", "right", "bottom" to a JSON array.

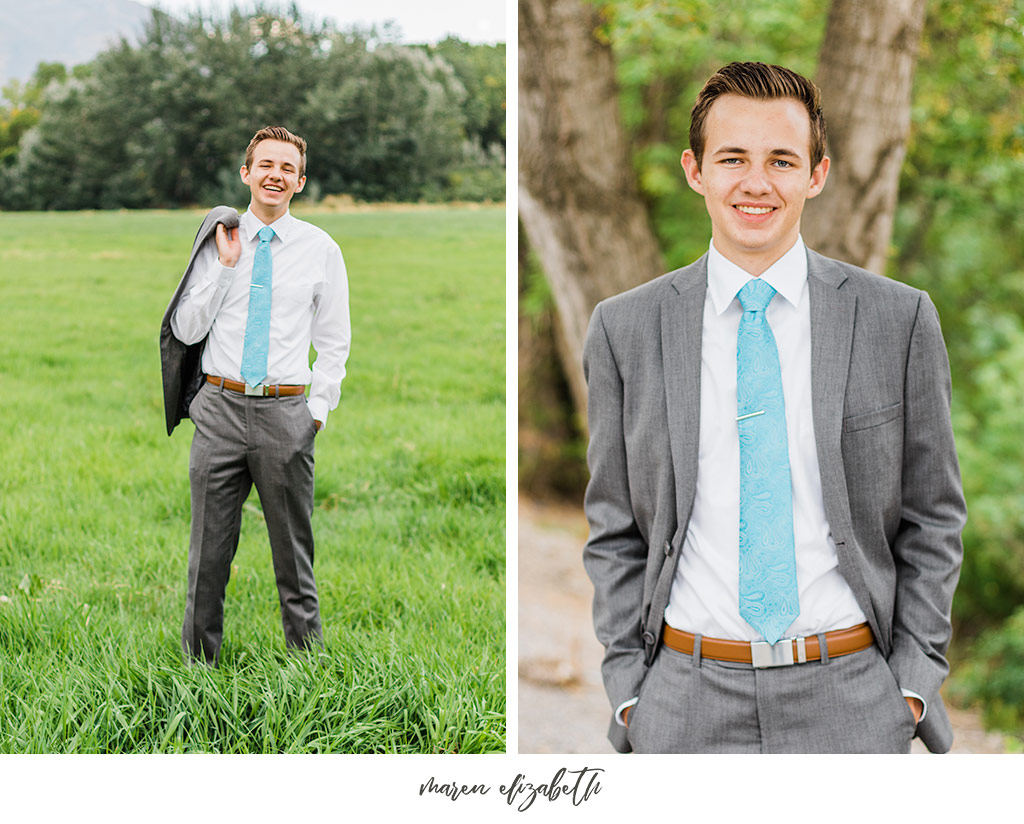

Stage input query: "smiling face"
[
  {"left": 240, "top": 139, "right": 306, "bottom": 223},
  {"left": 681, "top": 94, "right": 829, "bottom": 275}
]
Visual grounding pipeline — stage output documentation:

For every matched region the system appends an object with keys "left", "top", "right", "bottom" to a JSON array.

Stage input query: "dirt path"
[{"left": 517, "top": 495, "right": 1007, "bottom": 754}]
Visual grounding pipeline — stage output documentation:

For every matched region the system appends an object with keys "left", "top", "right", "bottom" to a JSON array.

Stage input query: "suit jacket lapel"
[
  {"left": 662, "top": 256, "right": 707, "bottom": 530},
  {"left": 807, "top": 250, "right": 855, "bottom": 529},
  {"left": 807, "top": 250, "right": 881, "bottom": 628}
]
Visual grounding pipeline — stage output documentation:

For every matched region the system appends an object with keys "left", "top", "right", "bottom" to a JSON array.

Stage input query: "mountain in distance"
[{"left": 0, "top": 0, "right": 157, "bottom": 88}]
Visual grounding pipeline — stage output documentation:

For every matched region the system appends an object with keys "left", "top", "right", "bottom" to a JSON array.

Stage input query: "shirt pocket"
[
  {"left": 274, "top": 282, "right": 314, "bottom": 309},
  {"left": 840, "top": 402, "right": 904, "bottom": 519},
  {"left": 842, "top": 402, "right": 903, "bottom": 434}
]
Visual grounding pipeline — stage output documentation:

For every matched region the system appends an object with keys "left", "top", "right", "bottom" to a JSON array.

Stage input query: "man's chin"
[{"left": 252, "top": 193, "right": 291, "bottom": 212}]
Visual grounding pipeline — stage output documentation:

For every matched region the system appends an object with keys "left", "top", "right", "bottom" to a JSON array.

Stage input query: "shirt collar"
[
  {"left": 707, "top": 235, "right": 808, "bottom": 315},
  {"left": 241, "top": 210, "right": 294, "bottom": 243}
]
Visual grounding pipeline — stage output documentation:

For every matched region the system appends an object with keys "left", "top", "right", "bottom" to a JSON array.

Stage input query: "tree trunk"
[
  {"left": 518, "top": 0, "right": 664, "bottom": 418},
  {"left": 802, "top": 0, "right": 928, "bottom": 274}
]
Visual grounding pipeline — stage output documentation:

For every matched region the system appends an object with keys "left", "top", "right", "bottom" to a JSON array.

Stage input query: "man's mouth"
[
  {"left": 263, "top": 184, "right": 283, "bottom": 192},
  {"left": 734, "top": 205, "right": 776, "bottom": 215}
]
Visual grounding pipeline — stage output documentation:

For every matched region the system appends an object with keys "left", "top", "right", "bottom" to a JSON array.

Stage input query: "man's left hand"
[
  {"left": 314, "top": 420, "right": 322, "bottom": 432},
  {"left": 906, "top": 696, "right": 923, "bottom": 724}
]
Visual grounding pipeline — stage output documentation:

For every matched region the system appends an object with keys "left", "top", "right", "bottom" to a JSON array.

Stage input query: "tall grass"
[{"left": 0, "top": 205, "right": 505, "bottom": 752}]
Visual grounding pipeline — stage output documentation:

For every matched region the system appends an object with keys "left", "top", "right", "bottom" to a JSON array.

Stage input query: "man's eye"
[{"left": 773, "top": 159, "right": 793, "bottom": 168}]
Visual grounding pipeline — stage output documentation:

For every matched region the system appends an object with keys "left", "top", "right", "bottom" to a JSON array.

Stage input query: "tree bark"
[
  {"left": 802, "top": 0, "right": 928, "bottom": 274},
  {"left": 518, "top": 0, "right": 664, "bottom": 418}
]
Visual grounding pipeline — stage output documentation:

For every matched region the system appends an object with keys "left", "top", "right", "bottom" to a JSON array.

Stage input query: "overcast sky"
[{"left": 144, "top": 0, "right": 506, "bottom": 44}]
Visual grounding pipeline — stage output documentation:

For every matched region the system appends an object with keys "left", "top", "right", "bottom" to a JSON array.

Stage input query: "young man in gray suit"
[
  {"left": 583, "top": 63, "right": 965, "bottom": 753},
  {"left": 169, "top": 126, "right": 351, "bottom": 664}
]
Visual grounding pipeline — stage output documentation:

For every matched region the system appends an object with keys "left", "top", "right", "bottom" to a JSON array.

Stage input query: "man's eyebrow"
[{"left": 711, "top": 147, "right": 803, "bottom": 159}]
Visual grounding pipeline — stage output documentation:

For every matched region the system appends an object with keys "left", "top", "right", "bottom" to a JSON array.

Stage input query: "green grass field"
[{"left": 0, "top": 205, "right": 505, "bottom": 753}]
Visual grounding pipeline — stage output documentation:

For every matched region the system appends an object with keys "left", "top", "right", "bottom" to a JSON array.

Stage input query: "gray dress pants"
[{"left": 181, "top": 381, "right": 322, "bottom": 664}]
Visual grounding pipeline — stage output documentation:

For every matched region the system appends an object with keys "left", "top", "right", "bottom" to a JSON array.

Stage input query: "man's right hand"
[
  {"left": 623, "top": 705, "right": 631, "bottom": 727},
  {"left": 216, "top": 222, "right": 241, "bottom": 267}
]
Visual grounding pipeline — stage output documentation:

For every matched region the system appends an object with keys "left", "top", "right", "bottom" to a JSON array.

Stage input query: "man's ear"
[
  {"left": 295, "top": 175, "right": 306, "bottom": 194},
  {"left": 681, "top": 149, "right": 705, "bottom": 195},
  {"left": 239, "top": 164, "right": 250, "bottom": 185},
  {"left": 806, "top": 155, "right": 830, "bottom": 199}
]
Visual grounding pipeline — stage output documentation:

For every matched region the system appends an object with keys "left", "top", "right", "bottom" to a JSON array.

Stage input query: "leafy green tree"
[
  {"left": 426, "top": 37, "right": 506, "bottom": 201},
  {"left": 297, "top": 37, "right": 468, "bottom": 201},
  {"left": 0, "top": 62, "right": 68, "bottom": 167},
  {"left": 429, "top": 37, "right": 506, "bottom": 151},
  {"left": 596, "top": 0, "right": 829, "bottom": 267},
  {"left": 0, "top": 6, "right": 505, "bottom": 209},
  {"left": 893, "top": 0, "right": 1024, "bottom": 630}
]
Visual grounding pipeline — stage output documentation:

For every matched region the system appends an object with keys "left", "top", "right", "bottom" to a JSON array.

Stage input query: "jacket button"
[{"left": 642, "top": 631, "right": 655, "bottom": 645}]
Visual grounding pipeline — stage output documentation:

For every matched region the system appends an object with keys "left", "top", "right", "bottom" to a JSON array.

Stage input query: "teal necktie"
[
  {"left": 240, "top": 225, "right": 275, "bottom": 388},
  {"left": 736, "top": 279, "right": 799, "bottom": 645}
]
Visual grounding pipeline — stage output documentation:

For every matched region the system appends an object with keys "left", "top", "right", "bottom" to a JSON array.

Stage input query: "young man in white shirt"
[
  {"left": 583, "top": 63, "right": 964, "bottom": 753},
  {"left": 171, "top": 126, "right": 351, "bottom": 664}
]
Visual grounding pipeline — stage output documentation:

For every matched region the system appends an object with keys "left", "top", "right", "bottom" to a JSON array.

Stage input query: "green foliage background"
[
  {"left": 0, "top": 5, "right": 506, "bottom": 209},
  {"left": 573, "top": 0, "right": 1024, "bottom": 737}
]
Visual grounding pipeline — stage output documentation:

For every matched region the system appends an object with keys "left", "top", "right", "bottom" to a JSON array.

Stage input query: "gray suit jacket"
[
  {"left": 160, "top": 206, "right": 240, "bottom": 435},
  {"left": 582, "top": 249, "right": 966, "bottom": 753}
]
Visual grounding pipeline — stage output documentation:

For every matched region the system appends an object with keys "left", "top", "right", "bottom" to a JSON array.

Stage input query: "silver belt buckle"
[
  {"left": 750, "top": 636, "right": 807, "bottom": 668},
  {"left": 244, "top": 383, "right": 264, "bottom": 396}
]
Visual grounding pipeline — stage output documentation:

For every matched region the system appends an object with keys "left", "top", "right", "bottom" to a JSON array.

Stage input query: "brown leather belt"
[
  {"left": 662, "top": 622, "right": 874, "bottom": 668},
  {"left": 207, "top": 375, "right": 306, "bottom": 397}
]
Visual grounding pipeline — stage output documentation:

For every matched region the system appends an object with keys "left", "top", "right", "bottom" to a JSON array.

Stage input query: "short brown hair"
[
  {"left": 689, "top": 62, "right": 826, "bottom": 171},
  {"left": 244, "top": 125, "right": 307, "bottom": 176}
]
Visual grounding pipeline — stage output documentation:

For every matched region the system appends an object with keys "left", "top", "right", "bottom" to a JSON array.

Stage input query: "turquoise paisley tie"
[
  {"left": 240, "top": 225, "right": 275, "bottom": 388},
  {"left": 736, "top": 279, "right": 799, "bottom": 645}
]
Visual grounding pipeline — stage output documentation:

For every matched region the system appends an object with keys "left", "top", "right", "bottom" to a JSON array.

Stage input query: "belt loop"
[
  {"left": 275, "top": 384, "right": 280, "bottom": 399},
  {"left": 217, "top": 376, "right": 224, "bottom": 393},
  {"left": 692, "top": 634, "right": 702, "bottom": 669},
  {"left": 817, "top": 632, "right": 830, "bottom": 665}
]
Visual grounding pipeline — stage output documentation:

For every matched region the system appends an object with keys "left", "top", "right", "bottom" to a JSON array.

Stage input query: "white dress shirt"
[
  {"left": 170, "top": 210, "right": 351, "bottom": 429},
  {"left": 665, "top": 235, "right": 866, "bottom": 640},
  {"left": 615, "top": 237, "right": 926, "bottom": 726}
]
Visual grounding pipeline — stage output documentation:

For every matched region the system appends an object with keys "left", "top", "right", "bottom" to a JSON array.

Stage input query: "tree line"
[{"left": 0, "top": 7, "right": 505, "bottom": 210}]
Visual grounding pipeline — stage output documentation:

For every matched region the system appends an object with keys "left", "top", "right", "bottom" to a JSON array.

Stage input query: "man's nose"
[{"left": 740, "top": 166, "right": 772, "bottom": 195}]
